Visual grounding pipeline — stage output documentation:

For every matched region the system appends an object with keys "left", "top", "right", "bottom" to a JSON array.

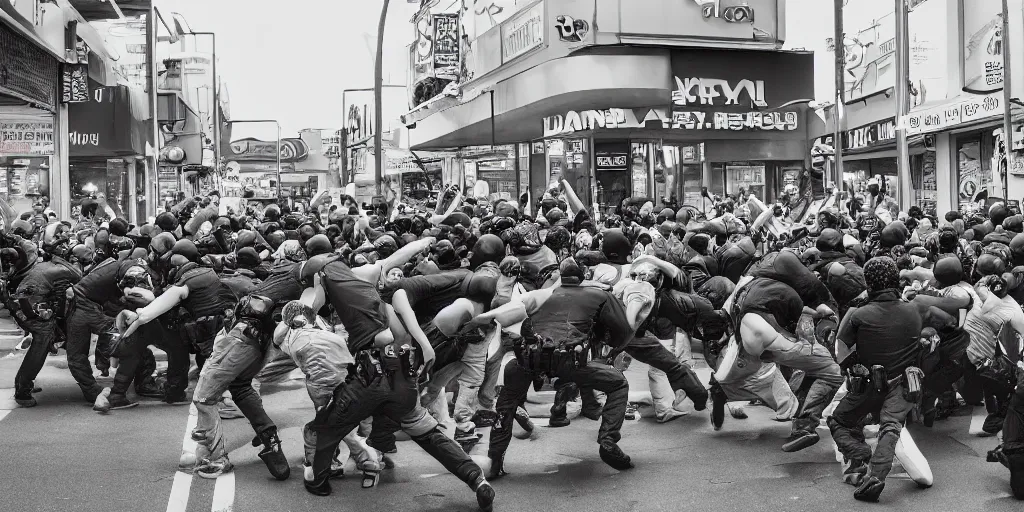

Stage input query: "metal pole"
[
  {"left": 1001, "top": 0, "right": 1014, "bottom": 200},
  {"left": 833, "top": 0, "right": 845, "bottom": 191},
  {"left": 341, "top": 89, "right": 347, "bottom": 186},
  {"left": 277, "top": 122, "right": 282, "bottom": 201},
  {"left": 147, "top": 6, "right": 160, "bottom": 218},
  {"left": 374, "top": 0, "right": 391, "bottom": 197},
  {"left": 210, "top": 33, "right": 219, "bottom": 189},
  {"left": 895, "top": 0, "right": 912, "bottom": 210}
]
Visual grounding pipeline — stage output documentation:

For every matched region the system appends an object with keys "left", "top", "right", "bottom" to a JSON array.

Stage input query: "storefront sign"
[
  {"left": 902, "top": 92, "right": 1002, "bottom": 135},
  {"left": 69, "top": 83, "right": 144, "bottom": 157},
  {"left": 61, "top": 63, "right": 89, "bottom": 103},
  {"left": 501, "top": 2, "right": 543, "bottom": 63},
  {"left": 224, "top": 137, "right": 310, "bottom": 162},
  {"left": 672, "top": 77, "right": 767, "bottom": 107},
  {"left": 544, "top": 107, "right": 798, "bottom": 136},
  {"left": 432, "top": 14, "right": 460, "bottom": 80},
  {"left": 844, "top": 118, "right": 897, "bottom": 151},
  {"left": 0, "top": 120, "right": 54, "bottom": 155}
]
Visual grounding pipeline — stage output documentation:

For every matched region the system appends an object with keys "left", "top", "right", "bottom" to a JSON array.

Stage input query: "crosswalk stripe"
[
  {"left": 211, "top": 472, "right": 235, "bottom": 512},
  {"left": 165, "top": 471, "right": 193, "bottom": 512},
  {"left": 167, "top": 405, "right": 198, "bottom": 512}
]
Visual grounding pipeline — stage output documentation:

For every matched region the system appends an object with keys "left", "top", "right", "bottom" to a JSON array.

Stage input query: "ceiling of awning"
[{"left": 69, "top": 0, "right": 151, "bottom": 21}]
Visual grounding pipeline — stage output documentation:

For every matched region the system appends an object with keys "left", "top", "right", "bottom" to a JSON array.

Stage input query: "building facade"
[{"left": 402, "top": 0, "right": 814, "bottom": 213}]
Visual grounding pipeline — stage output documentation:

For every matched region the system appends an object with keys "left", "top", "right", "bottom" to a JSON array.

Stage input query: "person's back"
[{"left": 965, "top": 291, "right": 1024, "bottom": 365}]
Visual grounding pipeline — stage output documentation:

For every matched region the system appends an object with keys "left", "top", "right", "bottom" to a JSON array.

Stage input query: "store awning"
[
  {"left": 408, "top": 49, "right": 672, "bottom": 150},
  {"left": 68, "top": 0, "right": 152, "bottom": 21}
]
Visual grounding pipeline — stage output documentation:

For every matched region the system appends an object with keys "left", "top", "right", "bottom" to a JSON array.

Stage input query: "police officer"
[
  {"left": 8, "top": 243, "right": 81, "bottom": 407},
  {"left": 487, "top": 258, "right": 635, "bottom": 478},
  {"left": 302, "top": 256, "right": 495, "bottom": 512},
  {"left": 831, "top": 256, "right": 925, "bottom": 502}
]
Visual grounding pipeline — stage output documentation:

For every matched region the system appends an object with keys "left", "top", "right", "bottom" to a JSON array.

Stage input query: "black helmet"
[
  {"left": 155, "top": 212, "right": 179, "bottom": 232},
  {"left": 165, "top": 239, "right": 200, "bottom": 263},
  {"left": 304, "top": 234, "right": 333, "bottom": 257}
]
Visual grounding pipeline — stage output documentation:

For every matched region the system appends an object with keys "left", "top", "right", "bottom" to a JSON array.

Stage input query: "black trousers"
[
  {"left": 625, "top": 340, "right": 708, "bottom": 407},
  {"left": 306, "top": 356, "right": 480, "bottom": 485},
  {"left": 489, "top": 359, "right": 628, "bottom": 460},
  {"left": 828, "top": 382, "right": 914, "bottom": 481},
  {"left": 111, "top": 321, "right": 189, "bottom": 399},
  {"left": 65, "top": 297, "right": 113, "bottom": 401},
  {"left": 14, "top": 317, "right": 56, "bottom": 397}
]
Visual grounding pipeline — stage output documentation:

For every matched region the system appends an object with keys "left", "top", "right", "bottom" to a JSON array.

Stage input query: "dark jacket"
[{"left": 529, "top": 283, "right": 633, "bottom": 350}]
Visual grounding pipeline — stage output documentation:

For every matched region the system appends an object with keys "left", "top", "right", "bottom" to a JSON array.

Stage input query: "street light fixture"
[
  {"left": 170, "top": 13, "right": 220, "bottom": 185},
  {"left": 228, "top": 120, "right": 282, "bottom": 200}
]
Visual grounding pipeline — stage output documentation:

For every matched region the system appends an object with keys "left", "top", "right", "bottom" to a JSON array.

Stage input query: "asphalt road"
[{"left": 0, "top": 341, "right": 1021, "bottom": 512}]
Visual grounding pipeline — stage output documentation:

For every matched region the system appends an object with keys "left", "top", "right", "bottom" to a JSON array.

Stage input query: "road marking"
[
  {"left": 0, "top": 410, "right": 9, "bottom": 422},
  {"left": 211, "top": 472, "right": 235, "bottom": 512},
  {"left": 969, "top": 405, "right": 993, "bottom": 437},
  {"left": 167, "top": 405, "right": 198, "bottom": 512}
]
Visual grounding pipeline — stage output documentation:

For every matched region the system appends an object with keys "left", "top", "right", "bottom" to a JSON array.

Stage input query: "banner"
[
  {"left": 433, "top": 13, "right": 460, "bottom": 80},
  {"left": 61, "top": 64, "right": 89, "bottom": 103},
  {"left": 961, "top": 0, "right": 1004, "bottom": 94},
  {"left": 0, "top": 120, "right": 54, "bottom": 155}
]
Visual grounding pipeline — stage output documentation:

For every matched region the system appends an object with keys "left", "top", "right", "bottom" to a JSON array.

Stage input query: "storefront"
[
  {"left": 408, "top": 47, "right": 815, "bottom": 215},
  {"left": 68, "top": 81, "right": 149, "bottom": 221},
  {"left": 0, "top": 20, "right": 61, "bottom": 217}
]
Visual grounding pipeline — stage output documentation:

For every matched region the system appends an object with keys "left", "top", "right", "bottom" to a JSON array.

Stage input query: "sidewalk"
[{"left": 0, "top": 310, "right": 24, "bottom": 353}]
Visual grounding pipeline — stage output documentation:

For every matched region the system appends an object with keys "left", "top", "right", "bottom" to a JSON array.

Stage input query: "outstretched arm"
[
  {"left": 122, "top": 285, "right": 188, "bottom": 337},
  {"left": 560, "top": 179, "right": 585, "bottom": 217},
  {"left": 429, "top": 190, "right": 463, "bottom": 226},
  {"left": 391, "top": 289, "right": 434, "bottom": 365}
]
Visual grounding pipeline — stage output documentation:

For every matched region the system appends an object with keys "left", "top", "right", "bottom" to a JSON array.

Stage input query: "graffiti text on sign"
[
  {"left": 693, "top": 0, "right": 755, "bottom": 23},
  {"left": 672, "top": 77, "right": 768, "bottom": 107},
  {"left": 543, "top": 109, "right": 629, "bottom": 137},
  {"left": 597, "top": 155, "right": 628, "bottom": 167},
  {"left": 668, "top": 111, "right": 797, "bottom": 131}
]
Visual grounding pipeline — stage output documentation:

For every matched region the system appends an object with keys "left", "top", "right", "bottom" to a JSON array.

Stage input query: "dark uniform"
[
  {"left": 12, "top": 261, "right": 80, "bottom": 404},
  {"left": 305, "top": 260, "right": 489, "bottom": 501},
  {"left": 488, "top": 270, "right": 635, "bottom": 474},
  {"left": 172, "top": 264, "right": 228, "bottom": 370},
  {"left": 67, "top": 258, "right": 131, "bottom": 401}
]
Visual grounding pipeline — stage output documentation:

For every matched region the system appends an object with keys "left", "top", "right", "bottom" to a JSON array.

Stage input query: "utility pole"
[
  {"left": 894, "top": 0, "right": 912, "bottom": 210},
  {"left": 147, "top": 6, "right": 160, "bottom": 218},
  {"left": 374, "top": 0, "right": 391, "bottom": 198},
  {"left": 1001, "top": 0, "right": 1014, "bottom": 200},
  {"left": 833, "top": 0, "right": 845, "bottom": 191}
]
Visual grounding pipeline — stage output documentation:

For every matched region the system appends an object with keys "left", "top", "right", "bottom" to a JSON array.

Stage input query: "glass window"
[{"left": 957, "top": 136, "right": 988, "bottom": 212}]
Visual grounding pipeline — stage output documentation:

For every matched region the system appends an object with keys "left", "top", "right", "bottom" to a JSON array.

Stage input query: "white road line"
[
  {"left": 968, "top": 405, "right": 993, "bottom": 437},
  {"left": 211, "top": 472, "right": 235, "bottom": 512},
  {"left": 167, "top": 405, "right": 199, "bottom": 512},
  {"left": 166, "top": 472, "right": 193, "bottom": 512},
  {"left": 0, "top": 410, "right": 9, "bottom": 423}
]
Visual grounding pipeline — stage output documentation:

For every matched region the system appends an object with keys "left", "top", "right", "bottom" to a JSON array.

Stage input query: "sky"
[{"left": 156, "top": 0, "right": 834, "bottom": 138}]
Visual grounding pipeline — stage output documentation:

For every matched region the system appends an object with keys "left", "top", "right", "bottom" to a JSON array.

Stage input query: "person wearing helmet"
[
  {"left": 9, "top": 240, "right": 82, "bottom": 407},
  {"left": 121, "top": 239, "right": 226, "bottom": 371}
]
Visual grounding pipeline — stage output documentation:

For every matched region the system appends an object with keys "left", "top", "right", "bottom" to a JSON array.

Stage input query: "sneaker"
[
  {"left": 710, "top": 381, "right": 727, "bottom": 431},
  {"left": 14, "top": 393, "right": 36, "bottom": 408},
  {"left": 195, "top": 458, "right": 234, "bottom": 479},
  {"left": 781, "top": 431, "right": 820, "bottom": 452},
  {"left": 474, "top": 478, "right": 495, "bottom": 512},
  {"left": 548, "top": 415, "right": 571, "bottom": 428},
  {"left": 136, "top": 381, "right": 164, "bottom": 399},
  {"left": 598, "top": 443, "right": 634, "bottom": 471},
  {"left": 983, "top": 413, "right": 1005, "bottom": 436},
  {"left": 514, "top": 406, "right": 535, "bottom": 432},
  {"left": 455, "top": 427, "right": 481, "bottom": 444},
  {"left": 103, "top": 394, "right": 139, "bottom": 412},
  {"left": 842, "top": 458, "right": 868, "bottom": 486},
  {"left": 624, "top": 403, "right": 639, "bottom": 421},
  {"left": 656, "top": 408, "right": 689, "bottom": 423},
  {"left": 92, "top": 388, "right": 113, "bottom": 413},
  {"left": 727, "top": 403, "right": 748, "bottom": 419},
  {"left": 853, "top": 476, "right": 885, "bottom": 502}
]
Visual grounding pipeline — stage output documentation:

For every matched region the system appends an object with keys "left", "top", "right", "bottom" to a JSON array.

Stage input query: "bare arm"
[
  {"left": 901, "top": 267, "right": 934, "bottom": 283},
  {"left": 123, "top": 285, "right": 188, "bottom": 337},
  {"left": 380, "top": 236, "right": 436, "bottom": 276},
  {"left": 560, "top": 179, "right": 585, "bottom": 217},
  {"left": 391, "top": 289, "right": 434, "bottom": 365},
  {"left": 632, "top": 255, "right": 681, "bottom": 281},
  {"left": 429, "top": 191, "right": 463, "bottom": 226}
]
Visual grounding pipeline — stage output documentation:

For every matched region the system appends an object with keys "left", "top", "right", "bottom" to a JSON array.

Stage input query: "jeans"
[
  {"left": 648, "top": 330, "right": 693, "bottom": 419},
  {"left": 65, "top": 297, "right": 113, "bottom": 400},
  {"left": 490, "top": 359, "right": 628, "bottom": 460},
  {"left": 111, "top": 321, "right": 189, "bottom": 399},
  {"left": 422, "top": 340, "right": 489, "bottom": 431},
  {"left": 306, "top": 356, "right": 481, "bottom": 484},
  {"left": 763, "top": 337, "right": 844, "bottom": 434},
  {"left": 191, "top": 332, "right": 276, "bottom": 463},
  {"left": 303, "top": 383, "right": 377, "bottom": 467},
  {"left": 14, "top": 317, "right": 56, "bottom": 397},
  {"left": 828, "top": 382, "right": 914, "bottom": 480}
]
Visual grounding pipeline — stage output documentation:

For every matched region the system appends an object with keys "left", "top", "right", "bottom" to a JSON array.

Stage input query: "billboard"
[{"left": 961, "top": 0, "right": 1004, "bottom": 93}]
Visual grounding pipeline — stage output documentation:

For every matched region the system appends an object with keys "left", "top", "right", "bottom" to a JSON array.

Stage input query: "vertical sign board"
[
  {"left": 61, "top": 63, "right": 89, "bottom": 103},
  {"left": 433, "top": 13, "right": 460, "bottom": 80}
]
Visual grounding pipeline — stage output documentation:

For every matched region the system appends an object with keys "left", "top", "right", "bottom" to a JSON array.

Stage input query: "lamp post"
[
  {"left": 374, "top": 0, "right": 391, "bottom": 197},
  {"left": 184, "top": 31, "right": 218, "bottom": 182},
  {"left": 229, "top": 120, "right": 282, "bottom": 200}
]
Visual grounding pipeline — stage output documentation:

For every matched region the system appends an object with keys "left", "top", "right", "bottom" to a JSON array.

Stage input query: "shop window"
[
  {"left": 544, "top": 139, "right": 590, "bottom": 206},
  {"left": 595, "top": 141, "right": 630, "bottom": 211},
  {"left": 912, "top": 152, "right": 938, "bottom": 215},
  {"left": 716, "top": 162, "right": 765, "bottom": 201},
  {"left": 0, "top": 157, "right": 49, "bottom": 215},
  {"left": 656, "top": 144, "right": 702, "bottom": 209},
  {"left": 69, "top": 159, "right": 128, "bottom": 219},
  {"left": 956, "top": 133, "right": 998, "bottom": 213}
]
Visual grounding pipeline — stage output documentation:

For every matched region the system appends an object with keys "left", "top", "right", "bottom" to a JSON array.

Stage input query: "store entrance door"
[{"left": 594, "top": 141, "right": 629, "bottom": 211}]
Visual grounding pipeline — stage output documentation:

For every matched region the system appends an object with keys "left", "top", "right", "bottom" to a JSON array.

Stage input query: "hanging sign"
[
  {"left": 902, "top": 92, "right": 1002, "bottom": 135},
  {"left": 432, "top": 14, "right": 460, "bottom": 80},
  {"left": 61, "top": 63, "right": 90, "bottom": 103}
]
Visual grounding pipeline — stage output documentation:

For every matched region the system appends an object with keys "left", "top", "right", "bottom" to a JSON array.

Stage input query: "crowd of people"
[{"left": 3, "top": 177, "right": 1024, "bottom": 508}]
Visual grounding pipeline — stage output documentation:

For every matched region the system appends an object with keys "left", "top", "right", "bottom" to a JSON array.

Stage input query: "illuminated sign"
[
  {"left": 543, "top": 107, "right": 798, "bottom": 137},
  {"left": 672, "top": 77, "right": 767, "bottom": 107}
]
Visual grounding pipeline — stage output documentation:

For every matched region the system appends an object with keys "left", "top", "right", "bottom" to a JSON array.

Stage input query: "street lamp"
[{"left": 229, "top": 120, "right": 282, "bottom": 200}]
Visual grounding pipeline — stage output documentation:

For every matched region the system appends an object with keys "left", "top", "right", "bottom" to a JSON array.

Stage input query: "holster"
[
  {"left": 903, "top": 366, "right": 924, "bottom": 403},
  {"left": 396, "top": 344, "right": 417, "bottom": 378},
  {"left": 182, "top": 316, "right": 224, "bottom": 355},
  {"left": 846, "top": 364, "right": 870, "bottom": 394},
  {"left": 354, "top": 350, "right": 385, "bottom": 387}
]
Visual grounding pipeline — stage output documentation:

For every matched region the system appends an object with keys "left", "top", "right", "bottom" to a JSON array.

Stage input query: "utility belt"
[
  {"left": 846, "top": 364, "right": 924, "bottom": 403},
  {"left": 514, "top": 336, "right": 589, "bottom": 378},
  {"left": 229, "top": 318, "right": 270, "bottom": 351},
  {"left": 182, "top": 315, "right": 225, "bottom": 354},
  {"left": 347, "top": 344, "right": 418, "bottom": 388}
]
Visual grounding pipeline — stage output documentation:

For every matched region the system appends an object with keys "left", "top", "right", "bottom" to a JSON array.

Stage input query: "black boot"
[
  {"left": 853, "top": 476, "right": 885, "bottom": 502},
  {"left": 486, "top": 452, "right": 509, "bottom": 480},
  {"left": 598, "top": 442, "right": 634, "bottom": 471},
  {"left": 676, "top": 364, "right": 709, "bottom": 411},
  {"left": 468, "top": 470, "right": 495, "bottom": 512},
  {"left": 1007, "top": 450, "right": 1024, "bottom": 500},
  {"left": 549, "top": 383, "right": 577, "bottom": 428},
  {"left": 252, "top": 428, "right": 291, "bottom": 481},
  {"left": 709, "top": 378, "right": 727, "bottom": 431},
  {"left": 303, "top": 474, "right": 331, "bottom": 496}
]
